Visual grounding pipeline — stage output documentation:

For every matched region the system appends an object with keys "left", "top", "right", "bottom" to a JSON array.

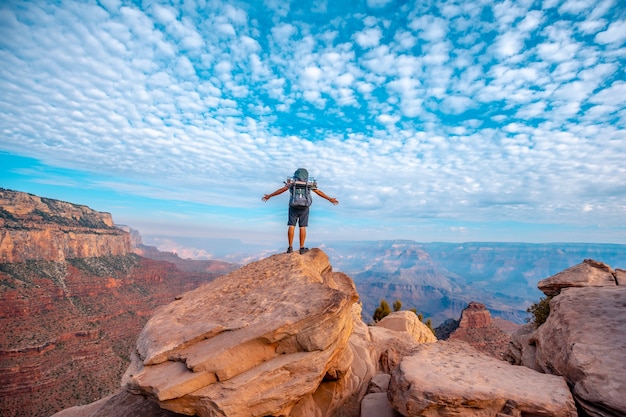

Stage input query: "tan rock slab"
[
  {"left": 388, "top": 340, "right": 577, "bottom": 417},
  {"left": 538, "top": 259, "right": 616, "bottom": 296},
  {"left": 374, "top": 310, "right": 437, "bottom": 344},
  {"left": 533, "top": 286, "right": 626, "bottom": 417},
  {"left": 126, "top": 249, "right": 360, "bottom": 417}
]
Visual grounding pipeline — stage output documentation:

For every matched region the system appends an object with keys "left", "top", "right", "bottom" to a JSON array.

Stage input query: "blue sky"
[{"left": 1, "top": 0, "right": 626, "bottom": 252}]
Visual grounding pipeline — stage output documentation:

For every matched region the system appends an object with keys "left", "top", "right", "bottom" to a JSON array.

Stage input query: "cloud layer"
[{"left": 1, "top": 0, "right": 625, "bottom": 242}]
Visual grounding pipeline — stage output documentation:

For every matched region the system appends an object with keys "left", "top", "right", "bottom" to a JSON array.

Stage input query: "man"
[{"left": 262, "top": 168, "right": 339, "bottom": 254}]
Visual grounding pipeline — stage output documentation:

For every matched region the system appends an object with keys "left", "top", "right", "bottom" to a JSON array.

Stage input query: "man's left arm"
[{"left": 313, "top": 189, "right": 339, "bottom": 205}]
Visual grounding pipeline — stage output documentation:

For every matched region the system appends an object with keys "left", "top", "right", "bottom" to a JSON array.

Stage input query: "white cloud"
[
  {"left": 354, "top": 27, "right": 383, "bottom": 48},
  {"left": 590, "top": 81, "right": 626, "bottom": 106},
  {"left": 151, "top": 5, "right": 178, "bottom": 24},
  {"left": 496, "top": 31, "right": 523, "bottom": 57},
  {"left": 442, "top": 96, "right": 474, "bottom": 114},
  {"left": 559, "top": 0, "right": 594, "bottom": 15},
  {"left": 271, "top": 23, "right": 297, "bottom": 44},
  {"left": 595, "top": 19, "right": 626, "bottom": 44},
  {"left": 578, "top": 18, "right": 607, "bottom": 34},
  {"left": 1, "top": 0, "right": 625, "bottom": 244},
  {"left": 408, "top": 15, "right": 447, "bottom": 42},
  {"left": 518, "top": 10, "right": 544, "bottom": 32},
  {"left": 366, "top": 0, "right": 394, "bottom": 9}
]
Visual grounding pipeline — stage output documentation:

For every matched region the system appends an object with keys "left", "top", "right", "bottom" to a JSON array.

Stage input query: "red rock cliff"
[
  {"left": 0, "top": 188, "right": 130, "bottom": 263},
  {"left": 0, "top": 189, "right": 236, "bottom": 417},
  {"left": 447, "top": 302, "right": 516, "bottom": 359}
]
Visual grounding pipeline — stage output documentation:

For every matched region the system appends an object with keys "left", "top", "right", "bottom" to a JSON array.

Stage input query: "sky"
[{"left": 1, "top": 0, "right": 626, "bottom": 251}]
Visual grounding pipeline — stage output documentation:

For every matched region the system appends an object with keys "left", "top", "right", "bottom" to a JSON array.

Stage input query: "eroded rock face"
[
  {"left": 374, "top": 311, "right": 437, "bottom": 345},
  {"left": 0, "top": 189, "right": 130, "bottom": 262},
  {"left": 508, "top": 259, "right": 626, "bottom": 417},
  {"left": 124, "top": 249, "right": 360, "bottom": 417},
  {"left": 388, "top": 340, "right": 577, "bottom": 417},
  {"left": 538, "top": 259, "right": 617, "bottom": 296},
  {"left": 0, "top": 190, "right": 230, "bottom": 417},
  {"left": 532, "top": 286, "right": 626, "bottom": 416},
  {"left": 447, "top": 302, "right": 512, "bottom": 359}
]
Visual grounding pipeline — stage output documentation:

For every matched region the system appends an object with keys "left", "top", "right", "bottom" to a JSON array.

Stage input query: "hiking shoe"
[
  {"left": 299, "top": 247, "right": 310, "bottom": 254},
  {"left": 286, "top": 246, "right": 293, "bottom": 253}
]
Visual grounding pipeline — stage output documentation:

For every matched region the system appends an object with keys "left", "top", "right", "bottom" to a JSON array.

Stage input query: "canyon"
[
  {"left": 0, "top": 189, "right": 237, "bottom": 417},
  {"left": 3, "top": 188, "right": 625, "bottom": 416}
]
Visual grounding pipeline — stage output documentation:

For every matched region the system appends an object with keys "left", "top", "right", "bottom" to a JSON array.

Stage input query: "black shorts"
[{"left": 288, "top": 206, "right": 309, "bottom": 227}]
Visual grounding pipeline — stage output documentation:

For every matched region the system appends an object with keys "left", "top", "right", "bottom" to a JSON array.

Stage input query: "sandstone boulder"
[
  {"left": 538, "top": 259, "right": 617, "bottom": 296},
  {"left": 388, "top": 340, "right": 577, "bottom": 417},
  {"left": 361, "top": 393, "right": 400, "bottom": 417},
  {"left": 374, "top": 311, "right": 437, "bottom": 344},
  {"left": 288, "top": 303, "right": 377, "bottom": 417},
  {"left": 123, "top": 249, "right": 360, "bottom": 417},
  {"left": 368, "top": 310, "right": 436, "bottom": 374},
  {"left": 530, "top": 286, "right": 626, "bottom": 416}
]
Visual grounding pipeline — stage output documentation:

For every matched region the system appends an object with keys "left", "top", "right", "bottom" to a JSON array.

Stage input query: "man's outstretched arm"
[
  {"left": 262, "top": 185, "right": 289, "bottom": 202},
  {"left": 313, "top": 189, "right": 339, "bottom": 205}
]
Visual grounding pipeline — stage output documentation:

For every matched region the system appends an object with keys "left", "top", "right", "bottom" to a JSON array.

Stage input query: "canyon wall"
[
  {"left": 0, "top": 189, "right": 234, "bottom": 417},
  {"left": 0, "top": 188, "right": 131, "bottom": 263}
]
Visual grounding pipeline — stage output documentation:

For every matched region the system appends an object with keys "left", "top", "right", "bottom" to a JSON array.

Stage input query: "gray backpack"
[{"left": 288, "top": 168, "right": 316, "bottom": 208}]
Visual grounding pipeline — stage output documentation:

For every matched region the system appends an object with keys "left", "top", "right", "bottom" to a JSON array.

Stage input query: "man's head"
[{"left": 293, "top": 168, "right": 309, "bottom": 181}]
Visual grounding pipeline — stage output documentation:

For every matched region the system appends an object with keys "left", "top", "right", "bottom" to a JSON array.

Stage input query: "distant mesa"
[
  {"left": 0, "top": 188, "right": 130, "bottom": 263},
  {"left": 435, "top": 301, "right": 517, "bottom": 359}
]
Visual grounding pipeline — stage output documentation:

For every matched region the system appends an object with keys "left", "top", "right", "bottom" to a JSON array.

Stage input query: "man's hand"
[
  {"left": 262, "top": 195, "right": 271, "bottom": 202},
  {"left": 328, "top": 197, "right": 339, "bottom": 205}
]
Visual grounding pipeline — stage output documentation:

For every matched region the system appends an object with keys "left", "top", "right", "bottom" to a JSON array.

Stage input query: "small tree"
[
  {"left": 527, "top": 296, "right": 552, "bottom": 327},
  {"left": 373, "top": 299, "right": 391, "bottom": 322},
  {"left": 393, "top": 299, "right": 402, "bottom": 312},
  {"left": 423, "top": 317, "right": 435, "bottom": 335}
]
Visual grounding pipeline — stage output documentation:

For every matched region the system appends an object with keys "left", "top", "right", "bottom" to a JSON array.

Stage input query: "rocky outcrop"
[
  {"left": 374, "top": 311, "right": 437, "bottom": 345},
  {"left": 124, "top": 249, "right": 360, "bottom": 417},
  {"left": 53, "top": 251, "right": 441, "bottom": 417},
  {"left": 507, "top": 260, "right": 626, "bottom": 417},
  {"left": 47, "top": 250, "right": 625, "bottom": 417},
  {"left": 0, "top": 189, "right": 130, "bottom": 262},
  {"left": 388, "top": 340, "right": 577, "bottom": 417},
  {"left": 538, "top": 258, "right": 618, "bottom": 296},
  {"left": 436, "top": 302, "right": 514, "bottom": 358}
]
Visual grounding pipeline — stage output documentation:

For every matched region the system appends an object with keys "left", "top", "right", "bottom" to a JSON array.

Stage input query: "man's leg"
[
  {"left": 299, "top": 227, "right": 307, "bottom": 249},
  {"left": 288, "top": 225, "right": 295, "bottom": 250}
]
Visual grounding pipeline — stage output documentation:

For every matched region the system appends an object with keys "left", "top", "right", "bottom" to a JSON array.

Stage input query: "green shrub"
[
  {"left": 373, "top": 299, "right": 391, "bottom": 322},
  {"left": 527, "top": 296, "right": 552, "bottom": 327},
  {"left": 372, "top": 299, "right": 435, "bottom": 335}
]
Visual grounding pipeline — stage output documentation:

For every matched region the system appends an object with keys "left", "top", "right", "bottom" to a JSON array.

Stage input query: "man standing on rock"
[{"left": 262, "top": 168, "right": 338, "bottom": 254}]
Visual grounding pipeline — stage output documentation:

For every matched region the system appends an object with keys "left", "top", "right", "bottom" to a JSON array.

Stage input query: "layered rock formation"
[
  {"left": 437, "top": 302, "right": 515, "bottom": 358},
  {"left": 388, "top": 340, "right": 576, "bottom": 417},
  {"left": 0, "top": 188, "right": 130, "bottom": 262},
  {"left": 0, "top": 190, "right": 234, "bottom": 417},
  {"left": 54, "top": 250, "right": 586, "bottom": 417},
  {"left": 507, "top": 259, "right": 625, "bottom": 417},
  {"left": 124, "top": 249, "right": 360, "bottom": 416}
]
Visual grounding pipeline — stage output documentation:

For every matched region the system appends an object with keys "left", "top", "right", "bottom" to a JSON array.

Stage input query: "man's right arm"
[{"left": 262, "top": 185, "right": 289, "bottom": 202}]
